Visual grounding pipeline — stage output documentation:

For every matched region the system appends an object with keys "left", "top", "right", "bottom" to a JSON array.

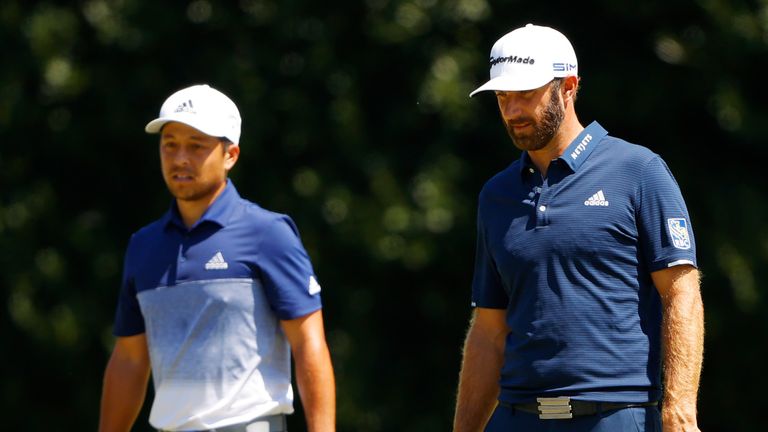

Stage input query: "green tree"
[{"left": 1, "top": 1, "right": 766, "bottom": 430}]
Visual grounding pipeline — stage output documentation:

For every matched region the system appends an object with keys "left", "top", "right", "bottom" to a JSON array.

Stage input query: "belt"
[
  {"left": 158, "top": 414, "right": 287, "bottom": 432},
  {"left": 500, "top": 397, "right": 658, "bottom": 420}
]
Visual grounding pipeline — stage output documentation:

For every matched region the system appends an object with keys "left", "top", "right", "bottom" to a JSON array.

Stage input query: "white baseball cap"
[
  {"left": 470, "top": 24, "right": 578, "bottom": 96},
  {"left": 145, "top": 84, "right": 242, "bottom": 145}
]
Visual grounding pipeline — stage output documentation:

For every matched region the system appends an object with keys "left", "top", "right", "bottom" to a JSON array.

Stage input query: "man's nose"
[
  {"left": 171, "top": 147, "right": 191, "bottom": 165},
  {"left": 500, "top": 96, "right": 523, "bottom": 118}
]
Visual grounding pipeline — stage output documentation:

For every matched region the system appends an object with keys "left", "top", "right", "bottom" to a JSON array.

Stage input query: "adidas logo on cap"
[{"left": 174, "top": 99, "right": 196, "bottom": 114}]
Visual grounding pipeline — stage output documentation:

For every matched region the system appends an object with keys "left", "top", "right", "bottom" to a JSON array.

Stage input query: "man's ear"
[
  {"left": 563, "top": 75, "right": 580, "bottom": 103},
  {"left": 224, "top": 143, "right": 240, "bottom": 171}
]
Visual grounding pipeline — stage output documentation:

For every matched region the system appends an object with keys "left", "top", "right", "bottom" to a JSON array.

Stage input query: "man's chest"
[
  {"left": 483, "top": 169, "right": 640, "bottom": 272},
  {"left": 131, "top": 225, "right": 259, "bottom": 292}
]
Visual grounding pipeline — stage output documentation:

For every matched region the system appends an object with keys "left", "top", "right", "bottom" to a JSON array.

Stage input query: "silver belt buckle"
[
  {"left": 245, "top": 422, "right": 269, "bottom": 432},
  {"left": 536, "top": 396, "right": 573, "bottom": 420}
]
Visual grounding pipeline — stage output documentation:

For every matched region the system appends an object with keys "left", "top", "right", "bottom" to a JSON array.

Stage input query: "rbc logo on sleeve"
[{"left": 667, "top": 218, "right": 691, "bottom": 250}]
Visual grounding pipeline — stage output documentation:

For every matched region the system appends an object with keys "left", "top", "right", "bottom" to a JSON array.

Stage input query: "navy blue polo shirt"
[
  {"left": 112, "top": 179, "right": 322, "bottom": 429},
  {"left": 114, "top": 180, "right": 321, "bottom": 336},
  {"left": 472, "top": 121, "right": 697, "bottom": 404},
  {"left": 115, "top": 179, "right": 322, "bottom": 335}
]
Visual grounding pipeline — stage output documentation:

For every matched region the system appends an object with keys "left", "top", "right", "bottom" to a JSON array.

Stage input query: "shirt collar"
[
  {"left": 517, "top": 151, "right": 536, "bottom": 178},
  {"left": 560, "top": 121, "right": 608, "bottom": 172},
  {"left": 517, "top": 120, "right": 608, "bottom": 178},
  {"left": 163, "top": 179, "right": 241, "bottom": 232}
]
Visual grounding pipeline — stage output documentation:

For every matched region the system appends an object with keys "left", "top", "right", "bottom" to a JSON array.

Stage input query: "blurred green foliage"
[{"left": 1, "top": 0, "right": 767, "bottom": 430}]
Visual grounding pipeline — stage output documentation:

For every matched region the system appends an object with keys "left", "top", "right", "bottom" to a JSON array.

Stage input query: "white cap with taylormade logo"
[
  {"left": 469, "top": 24, "right": 578, "bottom": 96},
  {"left": 145, "top": 84, "right": 242, "bottom": 145}
]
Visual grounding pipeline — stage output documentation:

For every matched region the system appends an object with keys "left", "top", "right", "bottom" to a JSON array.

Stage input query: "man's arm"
[
  {"left": 281, "top": 309, "right": 335, "bottom": 432},
  {"left": 453, "top": 307, "right": 508, "bottom": 432},
  {"left": 652, "top": 264, "right": 704, "bottom": 432},
  {"left": 99, "top": 333, "right": 151, "bottom": 432}
]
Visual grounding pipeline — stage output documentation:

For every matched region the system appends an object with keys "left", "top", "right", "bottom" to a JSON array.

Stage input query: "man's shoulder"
[
  {"left": 235, "top": 197, "right": 293, "bottom": 226},
  {"left": 480, "top": 160, "right": 520, "bottom": 197},
  {"left": 122, "top": 216, "right": 171, "bottom": 262},
  {"left": 130, "top": 215, "right": 169, "bottom": 242},
  {"left": 586, "top": 137, "right": 667, "bottom": 187},
  {"left": 228, "top": 198, "right": 303, "bottom": 243},
  {"left": 598, "top": 134, "right": 659, "bottom": 165}
]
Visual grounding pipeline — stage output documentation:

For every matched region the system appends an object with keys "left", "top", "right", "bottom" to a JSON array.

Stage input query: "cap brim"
[
  {"left": 469, "top": 74, "right": 554, "bottom": 97},
  {"left": 144, "top": 114, "right": 224, "bottom": 140},
  {"left": 145, "top": 118, "right": 171, "bottom": 133}
]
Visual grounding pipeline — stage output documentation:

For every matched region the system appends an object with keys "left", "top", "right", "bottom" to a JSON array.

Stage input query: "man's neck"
[
  {"left": 528, "top": 117, "right": 584, "bottom": 178},
  {"left": 176, "top": 183, "right": 227, "bottom": 229}
]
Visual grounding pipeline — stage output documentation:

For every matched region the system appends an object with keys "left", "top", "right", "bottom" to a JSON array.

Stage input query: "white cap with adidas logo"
[{"left": 145, "top": 84, "right": 242, "bottom": 145}]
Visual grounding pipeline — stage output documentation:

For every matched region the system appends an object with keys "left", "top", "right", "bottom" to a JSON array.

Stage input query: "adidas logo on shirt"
[
  {"left": 584, "top": 190, "right": 609, "bottom": 207},
  {"left": 205, "top": 251, "right": 229, "bottom": 270},
  {"left": 308, "top": 276, "right": 322, "bottom": 295}
]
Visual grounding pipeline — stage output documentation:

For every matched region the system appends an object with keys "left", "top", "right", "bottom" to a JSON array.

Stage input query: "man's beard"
[{"left": 505, "top": 88, "right": 565, "bottom": 152}]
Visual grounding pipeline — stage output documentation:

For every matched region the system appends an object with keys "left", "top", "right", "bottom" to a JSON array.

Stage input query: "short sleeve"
[
  {"left": 259, "top": 216, "right": 323, "bottom": 320},
  {"left": 637, "top": 156, "right": 698, "bottom": 272},
  {"left": 471, "top": 201, "right": 509, "bottom": 309},
  {"left": 113, "top": 235, "right": 146, "bottom": 336}
]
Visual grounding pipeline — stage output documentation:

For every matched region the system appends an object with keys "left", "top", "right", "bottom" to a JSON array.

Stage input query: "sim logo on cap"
[{"left": 554, "top": 63, "right": 577, "bottom": 72}]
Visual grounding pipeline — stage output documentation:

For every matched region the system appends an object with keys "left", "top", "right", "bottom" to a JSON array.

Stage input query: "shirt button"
[
  {"left": 529, "top": 168, "right": 534, "bottom": 173},
  {"left": 539, "top": 205, "right": 546, "bottom": 212}
]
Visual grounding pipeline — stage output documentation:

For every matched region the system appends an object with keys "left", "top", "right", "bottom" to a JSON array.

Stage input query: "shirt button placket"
[
  {"left": 180, "top": 233, "right": 189, "bottom": 262},
  {"left": 178, "top": 233, "right": 189, "bottom": 282},
  {"left": 537, "top": 188, "right": 550, "bottom": 227}
]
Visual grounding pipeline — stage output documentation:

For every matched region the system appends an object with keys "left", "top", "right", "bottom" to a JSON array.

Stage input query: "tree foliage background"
[{"left": 1, "top": 0, "right": 766, "bottom": 430}]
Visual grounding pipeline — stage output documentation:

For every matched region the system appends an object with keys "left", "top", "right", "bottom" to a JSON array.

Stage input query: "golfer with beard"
[{"left": 452, "top": 25, "right": 703, "bottom": 432}]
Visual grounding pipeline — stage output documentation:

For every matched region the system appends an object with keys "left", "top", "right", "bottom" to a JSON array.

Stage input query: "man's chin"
[
  {"left": 510, "top": 136, "right": 539, "bottom": 152},
  {"left": 168, "top": 185, "right": 221, "bottom": 203},
  {"left": 166, "top": 185, "right": 200, "bottom": 201}
]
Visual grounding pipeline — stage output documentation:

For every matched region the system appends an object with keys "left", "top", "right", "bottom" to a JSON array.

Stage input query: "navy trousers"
[{"left": 485, "top": 403, "right": 662, "bottom": 432}]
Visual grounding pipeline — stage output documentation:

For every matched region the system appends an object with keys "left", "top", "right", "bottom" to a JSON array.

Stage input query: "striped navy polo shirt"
[{"left": 472, "top": 121, "right": 697, "bottom": 404}]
